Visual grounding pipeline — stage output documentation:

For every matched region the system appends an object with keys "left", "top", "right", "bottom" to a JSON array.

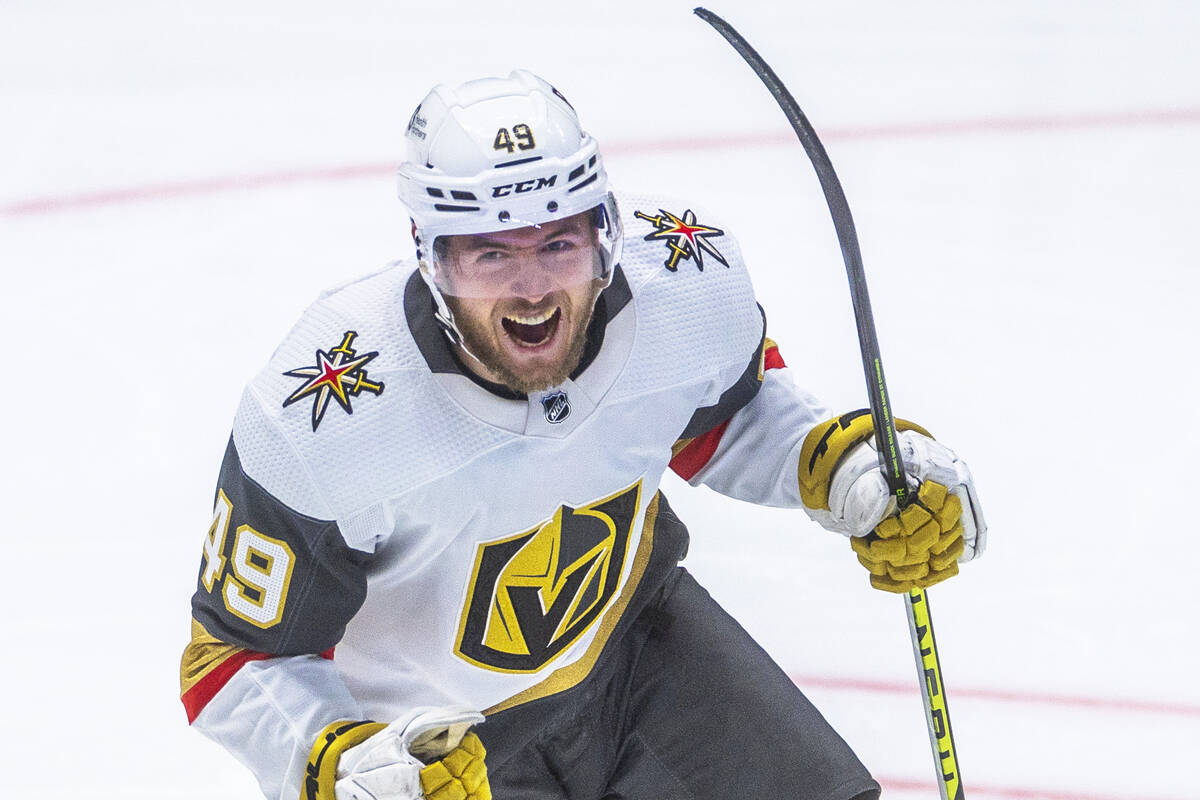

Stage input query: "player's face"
[{"left": 438, "top": 213, "right": 603, "bottom": 393}]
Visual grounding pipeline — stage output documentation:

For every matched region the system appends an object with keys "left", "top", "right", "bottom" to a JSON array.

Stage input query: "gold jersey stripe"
[
  {"left": 483, "top": 492, "right": 662, "bottom": 716},
  {"left": 669, "top": 437, "right": 695, "bottom": 458},
  {"left": 758, "top": 336, "right": 777, "bottom": 381},
  {"left": 179, "top": 618, "right": 250, "bottom": 697}
]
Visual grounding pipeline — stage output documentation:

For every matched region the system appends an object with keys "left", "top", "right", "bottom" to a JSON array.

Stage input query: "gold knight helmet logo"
[{"left": 455, "top": 482, "right": 642, "bottom": 673}]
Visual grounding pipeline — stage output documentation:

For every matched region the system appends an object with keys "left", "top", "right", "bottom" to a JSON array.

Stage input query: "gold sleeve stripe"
[
  {"left": 180, "top": 619, "right": 272, "bottom": 723},
  {"left": 483, "top": 492, "right": 662, "bottom": 716},
  {"left": 761, "top": 337, "right": 785, "bottom": 374},
  {"left": 180, "top": 619, "right": 337, "bottom": 723},
  {"left": 181, "top": 619, "right": 250, "bottom": 696},
  {"left": 670, "top": 437, "right": 694, "bottom": 459}
]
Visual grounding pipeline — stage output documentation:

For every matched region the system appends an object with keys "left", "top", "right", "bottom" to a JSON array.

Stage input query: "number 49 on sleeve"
[{"left": 201, "top": 491, "right": 296, "bottom": 629}]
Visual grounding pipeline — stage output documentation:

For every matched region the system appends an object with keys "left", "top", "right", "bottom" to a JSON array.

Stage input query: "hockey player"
[{"left": 180, "top": 71, "right": 985, "bottom": 800}]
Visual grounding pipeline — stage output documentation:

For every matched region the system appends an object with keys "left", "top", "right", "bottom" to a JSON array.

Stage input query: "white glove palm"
[
  {"left": 798, "top": 411, "right": 986, "bottom": 592},
  {"left": 823, "top": 430, "right": 985, "bottom": 560},
  {"left": 304, "top": 706, "right": 488, "bottom": 800},
  {"left": 334, "top": 706, "right": 486, "bottom": 800}
]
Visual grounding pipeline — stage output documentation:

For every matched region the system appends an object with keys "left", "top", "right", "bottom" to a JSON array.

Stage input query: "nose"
[{"left": 508, "top": 255, "right": 554, "bottom": 300}]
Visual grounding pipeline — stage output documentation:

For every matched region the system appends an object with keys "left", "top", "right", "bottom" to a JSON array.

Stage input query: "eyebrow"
[
  {"left": 460, "top": 225, "right": 586, "bottom": 252},
  {"left": 459, "top": 236, "right": 514, "bottom": 253}
]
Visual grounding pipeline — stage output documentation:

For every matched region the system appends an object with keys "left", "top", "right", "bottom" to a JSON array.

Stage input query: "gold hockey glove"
[
  {"left": 418, "top": 732, "right": 490, "bottom": 800},
  {"left": 851, "top": 479, "right": 965, "bottom": 592},
  {"left": 798, "top": 409, "right": 986, "bottom": 593},
  {"left": 307, "top": 707, "right": 491, "bottom": 800}
]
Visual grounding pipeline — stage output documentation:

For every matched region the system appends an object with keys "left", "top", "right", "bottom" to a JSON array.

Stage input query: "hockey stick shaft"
[{"left": 693, "top": 8, "right": 964, "bottom": 799}]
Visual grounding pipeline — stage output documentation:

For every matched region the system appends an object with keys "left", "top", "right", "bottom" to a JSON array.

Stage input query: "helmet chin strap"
[
  {"left": 452, "top": 334, "right": 496, "bottom": 379},
  {"left": 417, "top": 259, "right": 502, "bottom": 381}
]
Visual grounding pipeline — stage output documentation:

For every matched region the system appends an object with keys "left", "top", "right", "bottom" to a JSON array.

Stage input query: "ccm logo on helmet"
[{"left": 492, "top": 175, "right": 557, "bottom": 197}]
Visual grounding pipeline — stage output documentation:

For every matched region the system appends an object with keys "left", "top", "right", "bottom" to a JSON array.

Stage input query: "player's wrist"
[
  {"left": 304, "top": 720, "right": 388, "bottom": 800},
  {"left": 798, "top": 409, "right": 930, "bottom": 520}
]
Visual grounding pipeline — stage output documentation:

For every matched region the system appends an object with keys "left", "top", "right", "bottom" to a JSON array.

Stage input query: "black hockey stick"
[{"left": 693, "top": 8, "right": 965, "bottom": 799}]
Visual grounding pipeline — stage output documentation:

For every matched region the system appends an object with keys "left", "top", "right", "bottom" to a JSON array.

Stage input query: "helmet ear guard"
[{"left": 398, "top": 70, "right": 621, "bottom": 342}]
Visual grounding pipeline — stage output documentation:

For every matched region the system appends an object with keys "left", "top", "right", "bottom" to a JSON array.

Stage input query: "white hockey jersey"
[{"left": 180, "top": 192, "right": 832, "bottom": 799}]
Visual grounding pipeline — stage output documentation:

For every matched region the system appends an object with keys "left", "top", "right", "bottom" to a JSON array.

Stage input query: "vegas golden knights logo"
[{"left": 455, "top": 482, "right": 642, "bottom": 673}]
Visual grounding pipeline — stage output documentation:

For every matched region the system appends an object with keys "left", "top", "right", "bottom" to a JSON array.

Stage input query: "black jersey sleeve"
[
  {"left": 676, "top": 304, "right": 768, "bottom": 440},
  {"left": 189, "top": 435, "right": 370, "bottom": 655}
]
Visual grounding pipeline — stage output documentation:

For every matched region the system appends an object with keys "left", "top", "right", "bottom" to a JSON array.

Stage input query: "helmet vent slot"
[
  {"left": 450, "top": 190, "right": 477, "bottom": 201},
  {"left": 426, "top": 188, "right": 446, "bottom": 198},
  {"left": 567, "top": 174, "right": 599, "bottom": 193},
  {"left": 494, "top": 155, "right": 543, "bottom": 169},
  {"left": 568, "top": 165, "right": 586, "bottom": 181},
  {"left": 433, "top": 203, "right": 481, "bottom": 212}
]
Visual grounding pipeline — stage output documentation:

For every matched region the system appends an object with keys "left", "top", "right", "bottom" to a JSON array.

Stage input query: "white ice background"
[{"left": 2, "top": 2, "right": 1197, "bottom": 798}]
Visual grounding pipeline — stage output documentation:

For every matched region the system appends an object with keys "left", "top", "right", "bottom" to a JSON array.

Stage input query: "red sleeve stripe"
[
  {"left": 669, "top": 419, "right": 730, "bottom": 481},
  {"left": 183, "top": 650, "right": 270, "bottom": 724},
  {"left": 764, "top": 343, "right": 786, "bottom": 371},
  {"left": 182, "top": 647, "right": 335, "bottom": 724},
  {"left": 670, "top": 341, "right": 783, "bottom": 482}
]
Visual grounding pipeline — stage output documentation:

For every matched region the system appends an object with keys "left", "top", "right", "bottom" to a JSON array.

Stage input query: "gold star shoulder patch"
[
  {"left": 282, "top": 331, "right": 385, "bottom": 431},
  {"left": 634, "top": 207, "right": 729, "bottom": 272}
]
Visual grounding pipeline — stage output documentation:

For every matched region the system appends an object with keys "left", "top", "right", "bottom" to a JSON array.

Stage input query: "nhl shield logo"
[
  {"left": 455, "top": 481, "right": 642, "bottom": 673},
  {"left": 542, "top": 393, "right": 568, "bottom": 424},
  {"left": 541, "top": 391, "right": 571, "bottom": 424}
]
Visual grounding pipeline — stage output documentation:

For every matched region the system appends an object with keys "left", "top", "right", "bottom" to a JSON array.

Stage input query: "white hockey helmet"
[{"left": 398, "top": 70, "right": 621, "bottom": 340}]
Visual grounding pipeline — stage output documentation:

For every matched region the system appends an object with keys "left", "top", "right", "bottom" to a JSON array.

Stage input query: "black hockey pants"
[{"left": 477, "top": 566, "right": 880, "bottom": 800}]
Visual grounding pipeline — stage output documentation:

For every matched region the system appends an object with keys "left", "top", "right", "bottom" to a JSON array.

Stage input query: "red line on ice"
[
  {"left": 3, "top": 107, "right": 1199, "bottom": 218},
  {"left": 0, "top": 162, "right": 394, "bottom": 217},
  {"left": 606, "top": 106, "right": 1200, "bottom": 155},
  {"left": 791, "top": 672, "right": 1200, "bottom": 719}
]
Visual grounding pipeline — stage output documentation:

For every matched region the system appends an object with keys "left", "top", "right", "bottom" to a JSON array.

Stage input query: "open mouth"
[{"left": 501, "top": 307, "right": 561, "bottom": 347}]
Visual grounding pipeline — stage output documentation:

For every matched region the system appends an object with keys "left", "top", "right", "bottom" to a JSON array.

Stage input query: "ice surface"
[{"left": 2, "top": 2, "right": 1198, "bottom": 797}]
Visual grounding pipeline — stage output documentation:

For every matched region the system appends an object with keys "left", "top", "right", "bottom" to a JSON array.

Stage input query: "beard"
[{"left": 450, "top": 286, "right": 599, "bottom": 395}]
